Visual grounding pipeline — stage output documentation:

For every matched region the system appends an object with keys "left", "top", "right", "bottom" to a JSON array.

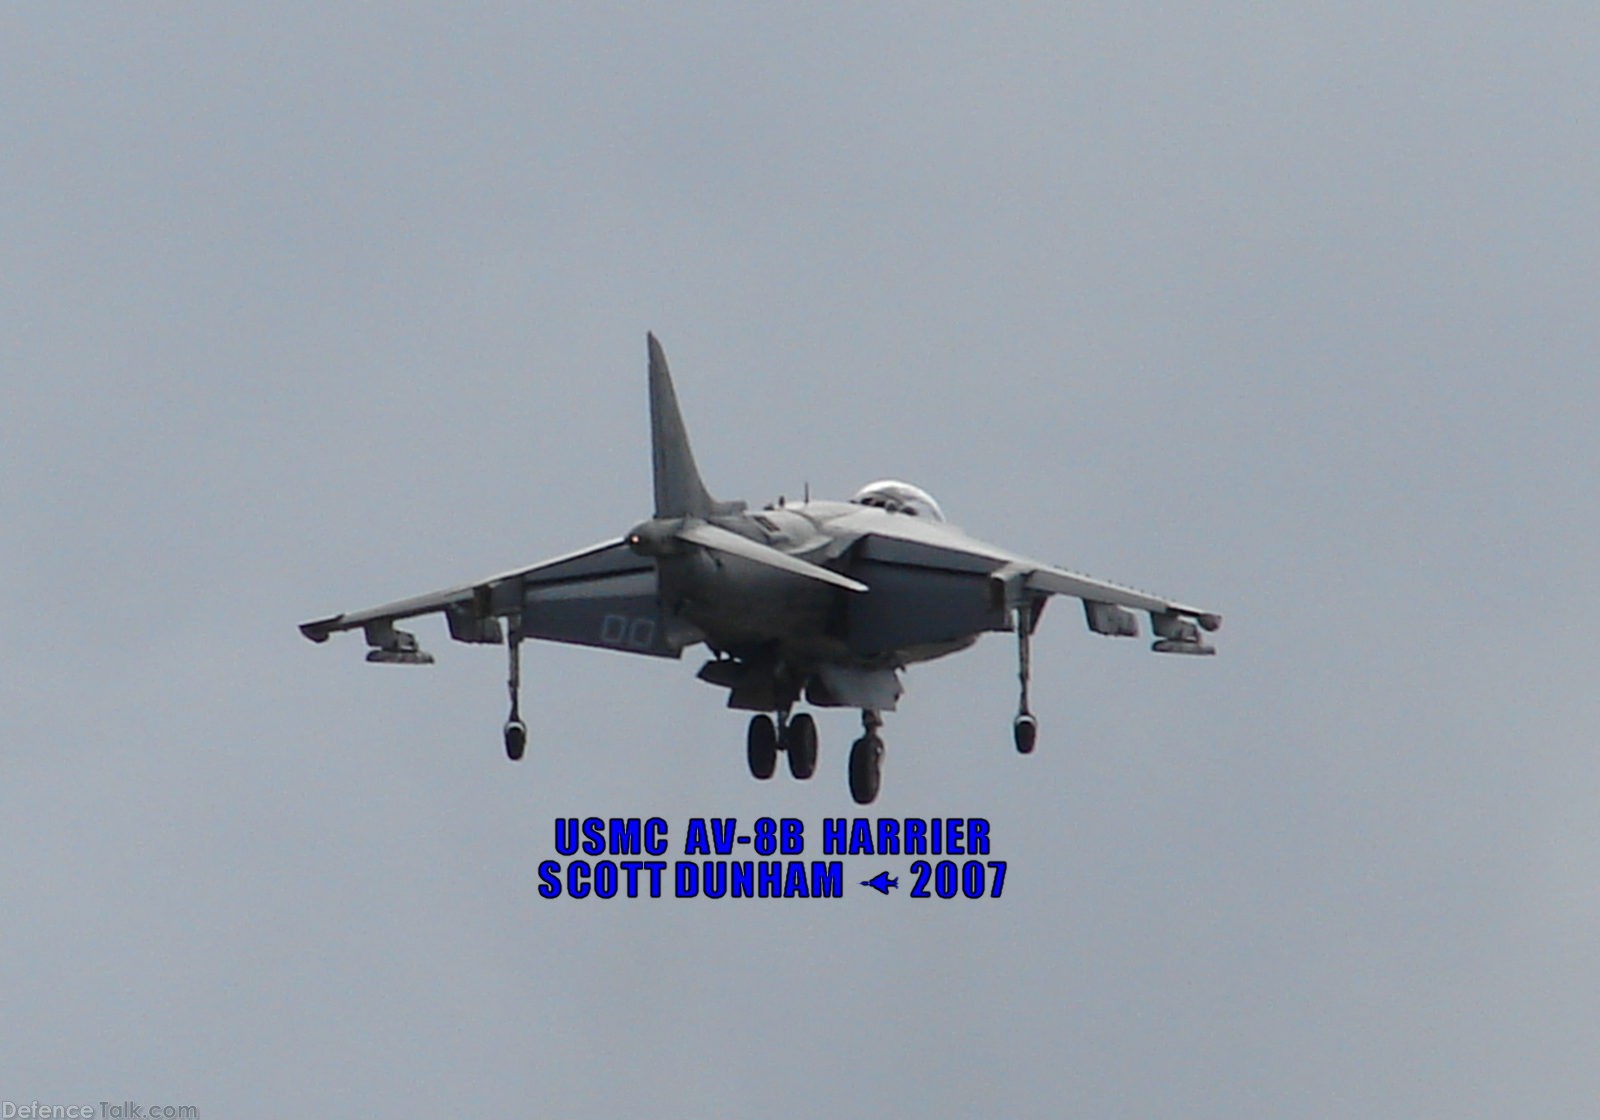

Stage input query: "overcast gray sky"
[{"left": 4, "top": 5, "right": 1598, "bottom": 1117}]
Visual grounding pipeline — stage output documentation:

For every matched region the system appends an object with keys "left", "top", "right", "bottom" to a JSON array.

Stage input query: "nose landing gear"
[{"left": 848, "top": 710, "right": 884, "bottom": 805}]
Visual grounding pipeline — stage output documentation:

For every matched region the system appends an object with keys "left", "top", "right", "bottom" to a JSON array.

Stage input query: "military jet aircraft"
[{"left": 300, "top": 334, "right": 1220, "bottom": 803}]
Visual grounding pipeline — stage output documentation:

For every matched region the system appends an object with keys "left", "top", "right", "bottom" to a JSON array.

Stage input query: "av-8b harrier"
[{"left": 301, "top": 335, "right": 1220, "bottom": 803}]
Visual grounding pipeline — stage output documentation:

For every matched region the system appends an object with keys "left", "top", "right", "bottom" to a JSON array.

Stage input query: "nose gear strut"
[{"left": 849, "top": 709, "right": 884, "bottom": 805}]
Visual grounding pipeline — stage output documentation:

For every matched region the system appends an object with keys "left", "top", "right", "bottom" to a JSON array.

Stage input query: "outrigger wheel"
[
  {"left": 504, "top": 720, "right": 527, "bottom": 761},
  {"left": 1012, "top": 713, "right": 1037, "bottom": 754},
  {"left": 1012, "top": 603, "right": 1038, "bottom": 755},
  {"left": 504, "top": 617, "right": 526, "bottom": 761}
]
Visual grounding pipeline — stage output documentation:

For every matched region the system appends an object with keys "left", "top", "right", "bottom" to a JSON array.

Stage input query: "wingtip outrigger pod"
[
  {"left": 1150, "top": 610, "right": 1218, "bottom": 655},
  {"left": 361, "top": 619, "right": 435, "bottom": 664}
]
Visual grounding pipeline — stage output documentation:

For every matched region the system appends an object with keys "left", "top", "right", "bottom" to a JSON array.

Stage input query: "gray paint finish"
[{"left": 3, "top": 7, "right": 1598, "bottom": 1118}]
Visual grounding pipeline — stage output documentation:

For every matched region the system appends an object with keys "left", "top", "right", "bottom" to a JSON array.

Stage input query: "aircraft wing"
[
  {"left": 1014, "top": 563, "right": 1214, "bottom": 624},
  {"left": 842, "top": 514, "right": 1220, "bottom": 655},
  {"left": 299, "top": 538, "right": 690, "bottom": 662}
]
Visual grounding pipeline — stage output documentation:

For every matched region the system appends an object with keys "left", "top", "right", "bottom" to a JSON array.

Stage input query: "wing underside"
[
  {"left": 299, "top": 538, "right": 687, "bottom": 662},
  {"left": 844, "top": 527, "right": 1219, "bottom": 657}
]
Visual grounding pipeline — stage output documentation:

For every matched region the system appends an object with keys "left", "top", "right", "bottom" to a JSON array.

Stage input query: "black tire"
[
  {"left": 849, "top": 735, "right": 882, "bottom": 805},
  {"left": 786, "top": 713, "right": 818, "bottom": 780},
  {"left": 504, "top": 721, "right": 527, "bottom": 761},
  {"left": 1013, "top": 714, "right": 1037, "bottom": 755},
  {"left": 747, "top": 715, "right": 778, "bottom": 780}
]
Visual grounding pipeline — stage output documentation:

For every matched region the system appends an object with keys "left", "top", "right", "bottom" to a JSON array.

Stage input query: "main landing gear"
[
  {"left": 746, "top": 714, "right": 778, "bottom": 779},
  {"left": 503, "top": 617, "right": 527, "bottom": 761},
  {"left": 745, "top": 710, "right": 819, "bottom": 782},
  {"left": 747, "top": 708, "right": 883, "bottom": 804},
  {"left": 786, "top": 713, "right": 818, "bottom": 779}
]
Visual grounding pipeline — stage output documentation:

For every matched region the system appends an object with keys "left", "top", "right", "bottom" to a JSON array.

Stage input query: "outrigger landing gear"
[
  {"left": 504, "top": 615, "right": 527, "bottom": 761},
  {"left": 1012, "top": 604, "right": 1038, "bottom": 754},
  {"left": 849, "top": 710, "right": 884, "bottom": 805}
]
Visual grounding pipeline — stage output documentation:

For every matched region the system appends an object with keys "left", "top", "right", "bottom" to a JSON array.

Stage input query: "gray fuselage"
[{"left": 662, "top": 500, "right": 988, "bottom": 675}]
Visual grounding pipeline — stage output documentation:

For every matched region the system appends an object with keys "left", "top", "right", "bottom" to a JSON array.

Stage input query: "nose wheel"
[
  {"left": 849, "top": 736, "right": 883, "bottom": 804},
  {"left": 848, "top": 710, "right": 884, "bottom": 805}
]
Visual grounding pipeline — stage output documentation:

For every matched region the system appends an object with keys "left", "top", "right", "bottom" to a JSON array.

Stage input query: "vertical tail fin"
[{"left": 648, "top": 333, "right": 740, "bottom": 518}]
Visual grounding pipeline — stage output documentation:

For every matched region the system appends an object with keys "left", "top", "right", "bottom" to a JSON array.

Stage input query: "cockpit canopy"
[{"left": 849, "top": 479, "right": 946, "bottom": 521}]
